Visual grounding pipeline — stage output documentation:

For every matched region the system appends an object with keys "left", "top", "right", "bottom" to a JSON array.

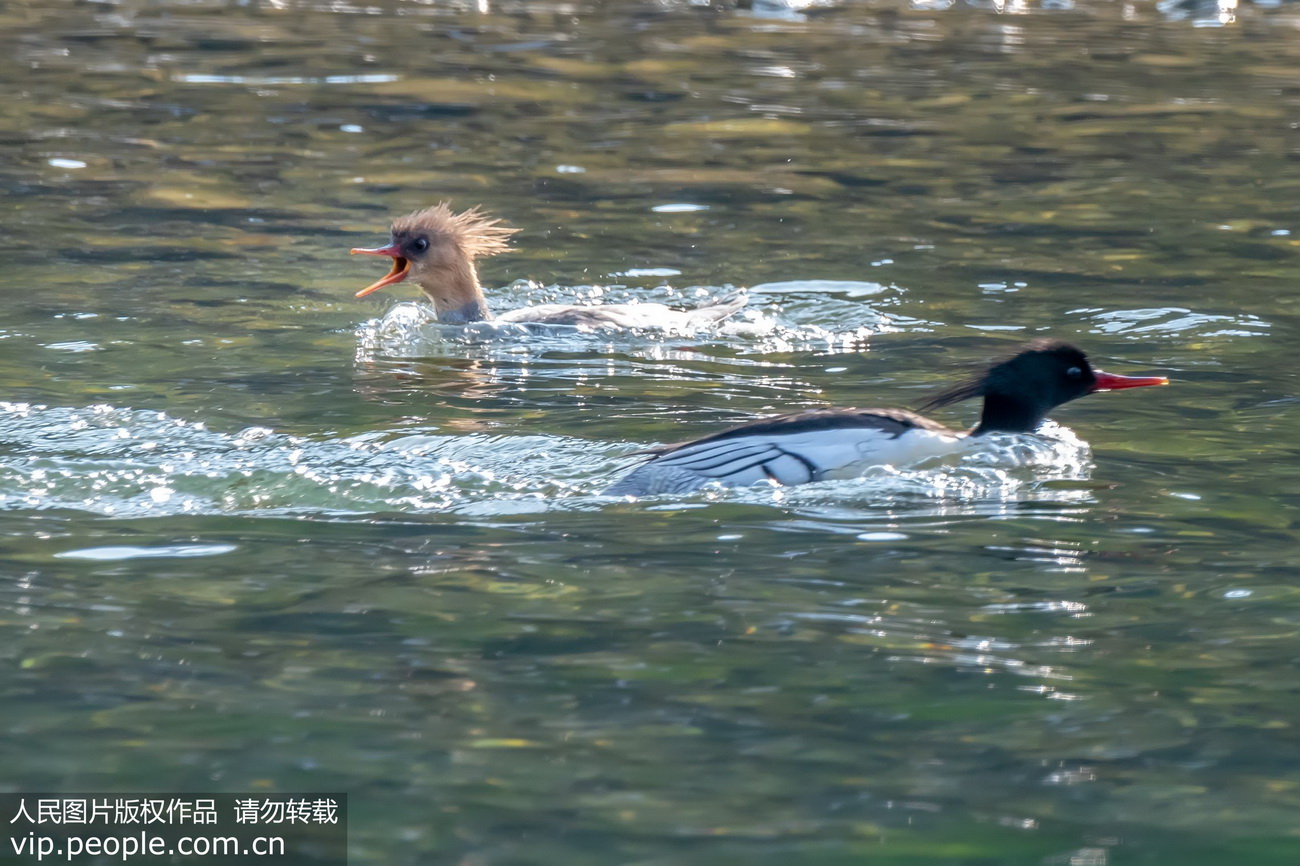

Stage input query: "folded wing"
[{"left": 607, "top": 409, "right": 960, "bottom": 496}]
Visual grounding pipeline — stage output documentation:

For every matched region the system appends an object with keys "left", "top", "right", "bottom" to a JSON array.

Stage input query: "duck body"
[
  {"left": 606, "top": 341, "right": 1168, "bottom": 497},
  {"left": 493, "top": 293, "right": 747, "bottom": 332},
  {"left": 352, "top": 204, "right": 746, "bottom": 332},
  {"left": 606, "top": 408, "right": 963, "bottom": 496}
]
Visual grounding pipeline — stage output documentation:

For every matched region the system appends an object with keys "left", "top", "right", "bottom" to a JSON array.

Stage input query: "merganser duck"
[
  {"left": 350, "top": 204, "right": 747, "bottom": 329},
  {"left": 606, "top": 340, "right": 1168, "bottom": 496}
]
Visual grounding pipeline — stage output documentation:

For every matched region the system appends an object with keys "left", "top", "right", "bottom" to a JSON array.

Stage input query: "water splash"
[
  {"left": 0, "top": 399, "right": 1092, "bottom": 521},
  {"left": 354, "top": 279, "right": 931, "bottom": 363},
  {"left": 0, "top": 402, "right": 610, "bottom": 518}
]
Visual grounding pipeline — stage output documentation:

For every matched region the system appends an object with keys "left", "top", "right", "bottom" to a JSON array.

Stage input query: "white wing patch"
[{"left": 607, "top": 427, "right": 964, "bottom": 496}]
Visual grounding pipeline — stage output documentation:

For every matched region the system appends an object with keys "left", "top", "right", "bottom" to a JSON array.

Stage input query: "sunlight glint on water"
[{"left": 0, "top": 400, "right": 1093, "bottom": 519}]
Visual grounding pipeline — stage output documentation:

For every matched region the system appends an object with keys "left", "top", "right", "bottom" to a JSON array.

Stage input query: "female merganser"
[
  {"left": 350, "top": 204, "right": 747, "bottom": 330},
  {"left": 606, "top": 340, "right": 1168, "bottom": 496}
]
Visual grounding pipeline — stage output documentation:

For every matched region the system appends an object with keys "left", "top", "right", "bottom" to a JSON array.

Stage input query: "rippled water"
[{"left": 3, "top": 0, "right": 1300, "bottom": 863}]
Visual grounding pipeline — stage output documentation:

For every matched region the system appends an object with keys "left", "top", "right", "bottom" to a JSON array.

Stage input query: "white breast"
[{"left": 607, "top": 427, "right": 965, "bottom": 496}]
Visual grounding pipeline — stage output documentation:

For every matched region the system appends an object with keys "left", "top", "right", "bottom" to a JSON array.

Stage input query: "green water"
[{"left": 3, "top": 0, "right": 1300, "bottom": 862}]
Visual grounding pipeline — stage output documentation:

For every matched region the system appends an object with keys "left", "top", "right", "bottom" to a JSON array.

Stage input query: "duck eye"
[
  {"left": 1066, "top": 366, "right": 1083, "bottom": 379},
  {"left": 410, "top": 237, "right": 429, "bottom": 254}
]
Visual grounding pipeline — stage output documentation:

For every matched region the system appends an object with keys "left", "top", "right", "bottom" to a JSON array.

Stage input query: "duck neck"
[
  {"left": 969, "top": 394, "right": 1046, "bottom": 437},
  {"left": 425, "top": 259, "right": 493, "bottom": 324}
]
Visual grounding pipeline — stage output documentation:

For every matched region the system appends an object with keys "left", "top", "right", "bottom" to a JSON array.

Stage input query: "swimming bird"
[
  {"left": 350, "top": 204, "right": 747, "bottom": 330},
  {"left": 605, "top": 340, "right": 1168, "bottom": 496}
]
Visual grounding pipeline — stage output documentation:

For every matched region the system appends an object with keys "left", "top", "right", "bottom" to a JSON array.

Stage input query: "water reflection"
[
  {"left": 1157, "top": 0, "right": 1238, "bottom": 25},
  {"left": 781, "top": 597, "right": 1087, "bottom": 700},
  {"left": 1077, "top": 306, "right": 1270, "bottom": 339},
  {"left": 986, "top": 537, "right": 1089, "bottom": 571}
]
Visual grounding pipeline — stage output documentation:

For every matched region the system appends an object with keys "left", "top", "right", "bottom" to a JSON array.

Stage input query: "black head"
[{"left": 917, "top": 340, "right": 1168, "bottom": 435}]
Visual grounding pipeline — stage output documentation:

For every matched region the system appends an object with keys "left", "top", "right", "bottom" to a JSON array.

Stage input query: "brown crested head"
[
  {"left": 390, "top": 203, "right": 517, "bottom": 260},
  {"left": 351, "top": 203, "right": 519, "bottom": 301}
]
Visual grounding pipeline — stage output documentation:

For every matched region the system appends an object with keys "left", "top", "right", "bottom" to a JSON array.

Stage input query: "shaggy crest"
[
  {"left": 914, "top": 375, "right": 984, "bottom": 414},
  {"left": 391, "top": 203, "right": 519, "bottom": 259},
  {"left": 915, "top": 339, "right": 1085, "bottom": 413}
]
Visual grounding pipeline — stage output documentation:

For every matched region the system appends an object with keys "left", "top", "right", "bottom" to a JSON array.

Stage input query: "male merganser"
[
  {"left": 605, "top": 340, "right": 1168, "bottom": 496},
  {"left": 350, "top": 204, "right": 747, "bottom": 329}
]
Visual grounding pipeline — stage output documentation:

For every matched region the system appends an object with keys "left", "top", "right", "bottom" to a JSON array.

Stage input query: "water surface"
[{"left": 3, "top": 0, "right": 1300, "bottom": 863}]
